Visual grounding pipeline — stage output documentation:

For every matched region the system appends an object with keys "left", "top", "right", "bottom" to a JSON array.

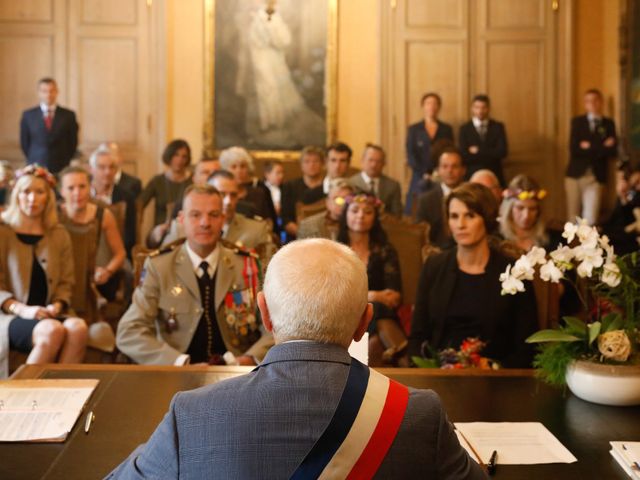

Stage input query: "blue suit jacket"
[
  {"left": 108, "top": 342, "right": 485, "bottom": 479},
  {"left": 20, "top": 105, "right": 78, "bottom": 174}
]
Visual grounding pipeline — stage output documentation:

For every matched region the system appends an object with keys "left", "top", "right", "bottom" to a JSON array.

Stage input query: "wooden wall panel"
[
  {"left": 0, "top": 0, "right": 53, "bottom": 22},
  {"left": 487, "top": 0, "right": 544, "bottom": 29},
  {"left": 0, "top": 36, "right": 54, "bottom": 144},
  {"left": 78, "top": 38, "right": 137, "bottom": 144},
  {"left": 80, "top": 0, "right": 137, "bottom": 25},
  {"left": 406, "top": 0, "right": 465, "bottom": 28}
]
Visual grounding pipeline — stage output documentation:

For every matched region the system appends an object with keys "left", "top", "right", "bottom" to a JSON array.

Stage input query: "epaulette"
[
  {"left": 148, "top": 237, "right": 186, "bottom": 258},
  {"left": 220, "top": 239, "right": 259, "bottom": 259}
]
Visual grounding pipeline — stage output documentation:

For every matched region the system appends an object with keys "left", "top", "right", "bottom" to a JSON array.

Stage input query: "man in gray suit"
[
  {"left": 416, "top": 146, "right": 466, "bottom": 249},
  {"left": 298, "top": 179, "right": 353, "bottom": 240},
  {"left": 349, "top": 143, "right": 403, "bottom": 216},
  {"left": 109, "top": 239, "right": 486, "bottom": 479}
]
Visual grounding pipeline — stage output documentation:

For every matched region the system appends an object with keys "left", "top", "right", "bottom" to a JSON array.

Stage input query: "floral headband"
[
  {"left": 502, "top": 188, "right": 547, "bottom": 201},
  {"left": 339, "top": 193, "right": 383, "bottom": 208},
  {"left": 15, "top": 164, "right": 57, "bottom": 188}
]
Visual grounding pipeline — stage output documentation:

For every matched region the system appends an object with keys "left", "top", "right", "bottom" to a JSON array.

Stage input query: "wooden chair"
[
  {"left": 132, "top": 244, "right": 154, "bottom": 286},
  {"left": 295, "top": 198, "right": 326, "bottom": 223}
]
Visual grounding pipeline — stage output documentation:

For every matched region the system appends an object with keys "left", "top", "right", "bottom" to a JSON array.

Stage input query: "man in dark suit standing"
[
  {"left": 415, "top": 146, "right": 466, "bottom": 248},
  {"left": 20, "top": 77, "right": 78, "bottom": 174},
  {"left": 459, "top": 94, "right": 508, "bottom": 186},
  {"left": 565, "top": 88, "right": 617, "bottom": 225}
]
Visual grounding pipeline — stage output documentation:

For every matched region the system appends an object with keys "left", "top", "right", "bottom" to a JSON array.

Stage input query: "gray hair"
[
  {"left": 470, "top": 169, "right": 499, "bottom": 187},
  {"left": 219, "top": 146, "right": 255, "bottom": 173},
  {"left": 263, "top": 239, "right": 368, "bottom": 347},
  {"left": 328, "top": 178, "right": 353, "bottom": 196},
  {"left": 88, "top": 144, "right": 116, "bottom": 169}
]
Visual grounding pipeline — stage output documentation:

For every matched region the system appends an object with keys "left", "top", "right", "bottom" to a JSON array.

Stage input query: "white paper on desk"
[
  {"left": 0, "top": 383, "right": 96, "bottom": 442},
  {"left": 349, "top": 332, "right": 369, "bottom": 365},
  {"left": 454, "top": 422, "right": 577, "bottom": 465}
]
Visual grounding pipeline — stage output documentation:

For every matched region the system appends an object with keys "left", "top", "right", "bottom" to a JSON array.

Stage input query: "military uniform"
[
  {"left": 116, "top": 239, "right": 273, "bottom": 365},
  {"left": 162, "top": 213, "right": 276, "bottom": 263},
  {"left": 297, "top": 211, "right": 339, "bottom": 241}
]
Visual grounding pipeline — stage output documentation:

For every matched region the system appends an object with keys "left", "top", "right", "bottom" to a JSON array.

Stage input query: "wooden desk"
[{"left": 2, "top": 364, "right": 640, "bottom": 479}]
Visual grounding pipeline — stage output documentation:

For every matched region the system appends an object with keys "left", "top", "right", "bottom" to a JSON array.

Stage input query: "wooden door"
[
  {"left": 0, "top": 0, "right": 156, "bottom": 182},
  {"left": 381, "top": 0, "right": 573, "bottom": 220}
]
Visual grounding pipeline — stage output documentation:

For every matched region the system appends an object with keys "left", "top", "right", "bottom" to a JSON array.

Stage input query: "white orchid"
[
  {"left": 550, "top": 245, "right": 574, "bottom": 267},
  {"left": 511, "top": 255, "right": 536, "bottom": 280},
  {"left": 562, "top": 221, "right": 578, "bottom": 243},
  {"left": 576, "top": 222, "right": 599, "bottom": 248},
  {"left": 540, "top": 260, "right": 563, "bottom": 283},
  {"left": 500, "top": 266, "right": 525, "bottom": 295},
  {"left": 573, "top": 245, "right": 604, "bottom": 278},
  {"left": 526, "top": 246, "right": 547, "bottom": 266},
  {"left": 601, "top": 262, "right": 622, "bottom": 288}
]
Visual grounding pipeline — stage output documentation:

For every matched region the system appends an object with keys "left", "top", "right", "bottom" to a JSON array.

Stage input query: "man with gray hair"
[
  {"left": 470, "top": 169, "right": 503, "bottom": 204},
  {"left": 109, "top": 239, "right": 486, "bottom": 479}
]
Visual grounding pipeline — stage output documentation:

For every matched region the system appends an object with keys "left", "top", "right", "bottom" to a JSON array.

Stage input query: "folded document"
[{"left": 610, "top": 442, "right": 640, "bottom": 479}]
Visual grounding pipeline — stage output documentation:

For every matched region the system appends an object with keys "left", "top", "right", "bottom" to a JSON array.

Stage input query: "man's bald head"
[
  {"left": 259, "top": 239, "right": 371, "bottom": 347},
  {"left": 470, "top": 169, "right": 502, "bottom": 203}
]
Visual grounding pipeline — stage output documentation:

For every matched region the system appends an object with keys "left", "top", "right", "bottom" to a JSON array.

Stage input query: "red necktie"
[{"left": 44, "top": 110, "right": 53, "bottom": 131}]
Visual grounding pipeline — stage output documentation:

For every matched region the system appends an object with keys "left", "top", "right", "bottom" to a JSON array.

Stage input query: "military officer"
[
  {"left": 162, "top": 170, "right": 276, "bottom": 263},
  {"left": 116, "top": 184, "right": 273, "bottom": 366}
]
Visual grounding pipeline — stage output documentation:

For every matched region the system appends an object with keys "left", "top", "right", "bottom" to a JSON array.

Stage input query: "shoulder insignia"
[
  {"left": 220, "top": 239, "right": 259, "bottom": 259},
  {"left": 148, "top": 237, "right": 186, "bottom": 258}
]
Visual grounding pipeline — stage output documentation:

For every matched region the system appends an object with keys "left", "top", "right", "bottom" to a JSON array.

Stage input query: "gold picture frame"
[{"left": 203, "top": 0, "right": 338, "bottom": 161}]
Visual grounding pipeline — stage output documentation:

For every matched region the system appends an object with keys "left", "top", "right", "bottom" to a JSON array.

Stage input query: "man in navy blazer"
[
  {"left": 108, "top": 239, "right": 485, "bottom": 479},
  {"left": 20, "top": 78, "right": 78, "bottom": 174},
  {"left": 565, "top": 89, "right": 617, "bottom": 225},
  {"left": 458, "top": 94, "right": 508, "bottom": 186}
]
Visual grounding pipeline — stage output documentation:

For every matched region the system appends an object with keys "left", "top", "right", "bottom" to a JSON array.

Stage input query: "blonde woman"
[
  {"left": 499, "top": 174, "right": 551, "bottom": 252},
  {"left": 0, "top": 165, "right": 87, "bottom": 377}
]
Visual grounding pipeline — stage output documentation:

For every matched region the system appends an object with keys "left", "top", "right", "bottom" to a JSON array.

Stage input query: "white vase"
[{"left": 565, "top": 360, "right": 640, "bottom": 406}]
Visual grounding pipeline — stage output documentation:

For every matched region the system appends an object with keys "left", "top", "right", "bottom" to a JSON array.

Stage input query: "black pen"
[{"left": 487, "top": 450, "right": 498, "bottom": 475}]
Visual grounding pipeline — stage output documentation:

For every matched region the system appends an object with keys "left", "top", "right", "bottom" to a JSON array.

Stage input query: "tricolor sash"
[{"left": 290, "top": 359, "right": 409, "bottom": 480}]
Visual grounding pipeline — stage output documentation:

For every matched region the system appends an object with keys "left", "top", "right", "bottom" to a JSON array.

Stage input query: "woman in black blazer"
[
  {"left": 405, "top": 92, "right": 454, "bottom": 215},
  {"left": 409, "top": 183, "right": 537, "bottom": 368}
]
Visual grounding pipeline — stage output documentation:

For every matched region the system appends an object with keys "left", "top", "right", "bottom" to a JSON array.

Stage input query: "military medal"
[{"left": 166, "top": 307, "right": 178, "bottom": 333}]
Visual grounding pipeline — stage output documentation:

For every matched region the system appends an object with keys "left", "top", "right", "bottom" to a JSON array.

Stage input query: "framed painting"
[{"left": 204, "top": 0, "right": 338, "bottom": 160}]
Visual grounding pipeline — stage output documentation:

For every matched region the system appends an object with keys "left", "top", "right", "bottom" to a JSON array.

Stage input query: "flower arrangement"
[
  {"left": 412, "top": 337, "right": 500, "bottom": 370},
  {"left": 500, "top": 218, "right": 640, "bottom": 385},
  {"left": 15, "top": 164, "right": 57, "bottom": 188}
]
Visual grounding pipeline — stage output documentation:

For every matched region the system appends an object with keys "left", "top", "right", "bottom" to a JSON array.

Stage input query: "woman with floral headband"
[
  {"left": 0, "top": 165, "right": 87, "bottom": 377},
  {"left": 336, "top": 192, "right": 406, "bottom": 360},
  {"left": 499, "top": 174, "right": 561, "bottom": 252}
]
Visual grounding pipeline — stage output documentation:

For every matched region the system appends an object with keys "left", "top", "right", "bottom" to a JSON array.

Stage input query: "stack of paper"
[
  {"left": 454, "top": 422, "right": 577, "bottom": 465},
  {"left": 0, "top": 379, "right": 98, "bottom": 442},
  {"left": 610, "top": 442, "right": 640, "bottom": 479}
]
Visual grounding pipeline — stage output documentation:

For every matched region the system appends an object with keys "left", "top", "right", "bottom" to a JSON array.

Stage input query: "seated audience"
[
  {"left": 602, "top": 166, "right": 640, "bottom": 255},
  {"left": 59, "top": 166, "right": 126, "bottom": 304},
  {"left": 281, "top": 146, "right": 326, "bottom": 238},
  {"left": 337, "top": 192, "right": 402, "bottom": 335},
  {"left": 409, "top": 183, "right": 537, "bottom": 368},
  {"left": 116, "top": 184, "right": 273, "bottom": 366},
  {"left": 499, "top": 174, "right": 557, "bottom": 252},
  {"left": 219, "top": 147, "right": 276, "bottom": 227},
  {"left": 298, "top": 179, "right": 353, "bottom": 240},
  {"left": 263, "top": 159, "right": 284, "bottom": 216},
  {"left": 107, "top": 142, "right": 143, "bottom": 199},
  {"left": 0, "top": 165, "right": 87, "bottom": 377},
  {"left": 415, "top": 146, "right": 466, "bottom": 249},
  {"left": 349, "top": 143, "right": 403, "bottom": 217},
  {"left": 89, "top": 145, "right": 137, "bottom": 258},
  {"left": 140, "top": 139, "right": 192, "bottom": 229},
  {"left": 108, "top": 239, "right": 485, "bottom": 479},
  {"left": 470, "top": 169, "right": 502, "bottom": 204},
  {"left": 459, "top": 94, "right": 508, "bottom": 186},
  {"left": 323, "top": 141, "right": 353, "bottom": 194}
]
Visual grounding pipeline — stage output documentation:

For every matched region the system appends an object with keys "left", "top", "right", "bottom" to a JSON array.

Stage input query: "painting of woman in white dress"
[{"left": 213, "top": 0, "right": 331, "bottom": 151}]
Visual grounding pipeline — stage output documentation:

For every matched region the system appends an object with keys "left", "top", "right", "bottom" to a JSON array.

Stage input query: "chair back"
[
  {"left": 131, "top": 244, "right": 154, "bottom": 287},
  {"left": 380, "top": 215, "right": 429, "bottom": 307},
  {"left": 296, "top": 198, "right": 326, "bottom": 223}
]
